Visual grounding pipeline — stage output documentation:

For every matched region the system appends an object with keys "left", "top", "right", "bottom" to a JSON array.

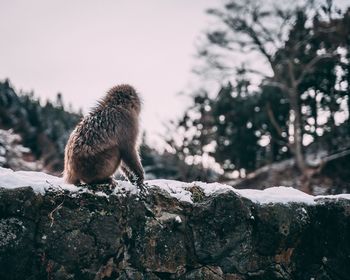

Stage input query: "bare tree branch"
[
  {"left": 266, "top": 102, "right": 287, "bottom": 140},
  {"left": 296, "top": 53, "right": 336, "bottom": 85},
  {"left": 263, "top": 81, "right": 292, "bottom": 94}
]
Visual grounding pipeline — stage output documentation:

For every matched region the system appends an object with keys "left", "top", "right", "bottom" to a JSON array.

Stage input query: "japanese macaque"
[{"left": 63, "top": 84, "right": 145, "bottom": 189}]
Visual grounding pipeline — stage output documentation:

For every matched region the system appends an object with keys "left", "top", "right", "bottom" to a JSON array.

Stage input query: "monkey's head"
[{"left": 104, "top": 84, "right": 142, "bottom": 114}]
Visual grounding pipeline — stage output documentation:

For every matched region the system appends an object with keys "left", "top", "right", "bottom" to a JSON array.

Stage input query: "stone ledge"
[{"left": 0, "top": 182, "right": 349, "bottom": 280}]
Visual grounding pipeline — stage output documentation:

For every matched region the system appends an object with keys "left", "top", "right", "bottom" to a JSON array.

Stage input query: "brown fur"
[{"left": 63, "top": 84, "right": 144, "bottom": 186}]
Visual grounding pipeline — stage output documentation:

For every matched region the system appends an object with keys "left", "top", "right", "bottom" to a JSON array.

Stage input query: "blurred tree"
[
  {"left": 211, "top": 77, "right": 259, "bottom": 173},
  {"left": 141, "top": 132, "right": 216, "bottom": 182},
  {"left": 0, "top": 80, "right": 82, "bottom": 173},
  {"left": 167, "top": 0, "right": 350, "bottom": 190},
  {"left": 204, "top": 1, "right": 347, "bottom": 170}
]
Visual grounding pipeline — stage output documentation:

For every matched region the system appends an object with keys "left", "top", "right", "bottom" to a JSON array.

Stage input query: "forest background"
[{"left": 1, "top": 0, "right": 349, "bottom": 195}]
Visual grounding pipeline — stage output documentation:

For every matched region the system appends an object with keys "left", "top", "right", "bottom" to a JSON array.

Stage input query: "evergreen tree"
[{"left": 168, "top": 0, "right": 350, "bottom": 187}]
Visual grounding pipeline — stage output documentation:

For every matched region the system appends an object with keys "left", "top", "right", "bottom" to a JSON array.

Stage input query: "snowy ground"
[{"left": 1, "top": 167, "right": 350, "bottom": 205}]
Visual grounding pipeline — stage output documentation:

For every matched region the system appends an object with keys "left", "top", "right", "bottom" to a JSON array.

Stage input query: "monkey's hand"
[
  {"left": 127, "top": 173, "right": 147, "bottom": 197},
  {"left": 137, "top": 182, "right": 149, "bottom": 200}
]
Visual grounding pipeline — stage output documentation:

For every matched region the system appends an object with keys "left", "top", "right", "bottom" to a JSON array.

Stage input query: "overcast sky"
[
  {"left": 1, "top": 0, "right": 349, "bottom": 147},
  {"left": 0, "top": 0, "right": 217, "bottom": 145}
]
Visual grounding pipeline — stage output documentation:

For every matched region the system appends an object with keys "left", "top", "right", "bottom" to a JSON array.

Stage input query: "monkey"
[{"left": 63, "top": 84, "right": 145, "bottom": 191}]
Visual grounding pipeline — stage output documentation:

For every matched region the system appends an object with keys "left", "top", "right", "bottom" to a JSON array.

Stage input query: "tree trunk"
[
  {"left": 289, "top": 92, "right": 306, "bottom": 171},
  {"left": 289, "top": 91, "right": 315, "bottom": 193}
]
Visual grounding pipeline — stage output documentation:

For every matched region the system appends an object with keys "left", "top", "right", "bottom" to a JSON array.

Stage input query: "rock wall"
[{"left": 0, "top": 184, "right": 349, "bottom": 280}]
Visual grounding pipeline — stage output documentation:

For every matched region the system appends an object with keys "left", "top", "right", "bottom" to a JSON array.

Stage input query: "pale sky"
[
  {"left": 0, "top": 0, "right": 218, "bottom": 146},
  {"left": 1, "top": 0, "right": 348, "bottom": 148}
]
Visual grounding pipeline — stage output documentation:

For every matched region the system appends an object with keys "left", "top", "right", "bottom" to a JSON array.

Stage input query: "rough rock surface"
[{"left": 0, "top": 183, "right": 349, "bottom": 280}]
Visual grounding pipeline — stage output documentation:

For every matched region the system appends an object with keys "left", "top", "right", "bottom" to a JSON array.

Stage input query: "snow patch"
[
  {"left": 147, "top": 179, "right": 193, "bottom": 203},
  {"left": 175, "top": 216, "right": 182, "bottom": 223},
  {"left": 0, "top": 167, "right": 350, "bottom": 205},
  {"left": 234, "top": 187, "right": 316, "bottom": 205},
  {"left": 147, "top": 180, "right": 350, "bottom": 205},
  {"left": 94, "top": 191, "right": 109, "bottom": 198},
  {"left": 0, "top": 167, "right": 80, "bottom": 194},
  {"left": 112, "top": 180, "right": 139, "bottom": 196}
]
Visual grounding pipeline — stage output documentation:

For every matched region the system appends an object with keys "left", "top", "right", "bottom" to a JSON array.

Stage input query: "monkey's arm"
[
  {"left": 120, "top": 163, "right": 134, "bottom": 182},
  {"left": 120, "top": 149, "right": 144, "bottom": 186}
]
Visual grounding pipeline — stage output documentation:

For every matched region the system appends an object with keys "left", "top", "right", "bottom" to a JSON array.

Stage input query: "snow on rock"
[
  {"left": 2, "top": 171, "right": 350, "bottom": 279},
  {"left": 1, "top": 167, "right": 350, "bottom": 205},
  {"left": 148, "top": 180, "right": 350, "bottom": 204},
  {"left": 0, "top": 167, "right": 80, "bottom": 194},
  {"left": 174, "top": 215, "right": 182, "bottom": 223},
  {"left": 112, "top": 180, "right": 139, "bottom": 196},
  {"left": 147, "top": 179, "right": 194, "bottom": 203},
  {"left": 234, "top": 186, "right": 317, "bottom": 205}
]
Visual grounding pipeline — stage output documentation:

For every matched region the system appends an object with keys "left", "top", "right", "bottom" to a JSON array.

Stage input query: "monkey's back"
[{"left": 64, "top": 107, "right": 133, "bottom": 184}]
